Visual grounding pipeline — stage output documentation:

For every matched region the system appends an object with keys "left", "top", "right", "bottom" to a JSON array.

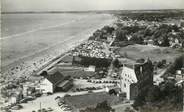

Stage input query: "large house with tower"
[{"left": 120, "top": 58, "right": 154, "bottom": 100}]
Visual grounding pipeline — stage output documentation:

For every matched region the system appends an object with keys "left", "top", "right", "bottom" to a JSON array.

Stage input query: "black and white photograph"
[{"left": 1, "top": 0, "right": 184, "bottom": 112}]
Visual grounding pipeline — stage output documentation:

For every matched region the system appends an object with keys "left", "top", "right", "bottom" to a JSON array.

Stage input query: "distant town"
[{"left": 1, "top": 10, "right": 184, "bottom": 112}]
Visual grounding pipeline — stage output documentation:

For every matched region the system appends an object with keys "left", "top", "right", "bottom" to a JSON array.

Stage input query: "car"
[
  {"left": 37, "top": 109, "right": 42, "bottom": 112},
  {"left": 24, "top": 97, "right": 35, "bottom": 102},
  {"left": 63, "top": 105, "right": 71, "bottom": 108},
  {"left": 47, "top": 92, "right": 53, "bottom": 95},
  {"left": 41, "top": 108, "right": 47, "bottom": 112},
  {"left": 61, "top": 104, "right": 67, "bottom": 108},
  {"left": 47, "top": 107, "right": 53, "bottom": 111},
  {"left": 55, "top": 96, "right": 61, "bottom": 100},
  {"left": 63, "top": 108, "right": 72, "bottom": 111},
  {"left": 58, "top": 103, "right": 63, "bottom": 106},
  {"left": 11, "top": 105, "right": 23, "bottom": 110},
  {"left": 35, "top": 93, "right": 42, "bottom": 97},
  {"left": 19, "top": 99, "right": 28, "bottom": 103}
]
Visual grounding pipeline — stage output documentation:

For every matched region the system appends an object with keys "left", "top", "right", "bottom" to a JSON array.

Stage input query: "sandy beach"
[{"left": 1, "top": 13, "right": 115, "bottom": 81}]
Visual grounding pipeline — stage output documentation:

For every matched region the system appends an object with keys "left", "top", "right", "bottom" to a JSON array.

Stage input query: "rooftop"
[
  {"left": 48, "top": 67, "right": 95, "bottom": 78},
  {"left": 45, "top": 71, "right": 65, "bottom": 86}
]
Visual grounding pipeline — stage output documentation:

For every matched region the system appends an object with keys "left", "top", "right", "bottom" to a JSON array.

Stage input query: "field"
[
  {"left": 64, "top": 92, "right": 120, "bottom": 109},
  {"left": 1, "top": 13, "right": 114, "bottom": 76},
  {"left": 118, "top": 44, "right": 182, "bottom": 63}
]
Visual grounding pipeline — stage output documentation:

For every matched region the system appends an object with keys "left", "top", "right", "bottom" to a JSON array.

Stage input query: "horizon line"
[{"left": 2, "top": 9, "right": 184, "bottom": 14}]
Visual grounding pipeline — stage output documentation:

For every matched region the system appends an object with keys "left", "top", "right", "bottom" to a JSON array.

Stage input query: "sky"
[{"left": 2, "top": 0, "right": 184, "bottom": 12}]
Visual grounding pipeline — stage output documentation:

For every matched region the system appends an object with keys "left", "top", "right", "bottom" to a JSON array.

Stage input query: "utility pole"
[{"left": 40, "top": 102, "right": 42, "bottom": 112}]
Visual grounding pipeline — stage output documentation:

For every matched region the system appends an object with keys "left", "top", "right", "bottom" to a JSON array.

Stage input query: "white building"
[
  {"left": 119, "top": 58, "right": 154, "bottom": 100},
  {"left": 39, "top": 71, "right": 73, "bottom": 93},
  {"left": 39, "top": 78, "right": 53, "bottom": 93},
  {"left": 120, "top": 66, "right": 138, "bottom": 100}
]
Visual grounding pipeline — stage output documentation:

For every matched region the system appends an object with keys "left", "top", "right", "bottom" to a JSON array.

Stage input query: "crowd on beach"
[
  {"left": 72, "top": 41, "right": 110, "bottom": 59},
  {"left": 1, "top": 49, "right": 62, "bottom": 83},
  {"left": 1, "top": 39, "right": 83, "bottom": 84}
]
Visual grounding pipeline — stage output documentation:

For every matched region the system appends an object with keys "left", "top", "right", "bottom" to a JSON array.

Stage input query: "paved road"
[
  {"left": 154, "top": 69, "right": 166, "bottom": 85},
  {"left": 112, "top": 102, "right": 135, "bottom": 112},
  {"left": 11, "top": 89, "right": 106, "bottom": 112}
]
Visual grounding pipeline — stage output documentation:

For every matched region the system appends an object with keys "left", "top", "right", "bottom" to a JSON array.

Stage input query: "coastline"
[{"left": 1, "top": 15, "right": 115, "bottom": 81}]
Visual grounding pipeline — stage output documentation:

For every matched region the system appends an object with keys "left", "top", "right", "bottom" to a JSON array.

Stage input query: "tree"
[
  {"left": 40, "top": 71, "right": 48, "bottom": 76},
  {"left": 130, "top": 32, "right": 144, "bottom": 44},
  {"left": 115, "top": 29, "right": 128, "bottom": 41},
  {"left": 166, "top": 55, "right": 184, "bottom": 75},
  {"left": 113, "top": 58, "right": 120, "bottom": 68},
  {"left": 145, "top": 86, "right": 161, "bottom": 102},
  {"left": 102, "top": 26, "right": 115, "bottom": 34},
  {"left": 124, "top": 107, "right": 135, "bottom": 112},
  {"left": 109, "top": 89, "right": 117, "bottom": 95},
  {"left": 161, "top": 35, "right": 170, "bottom": 47},
  {"left": 80, "top": 101, "right": 114, "bottom": 112}
]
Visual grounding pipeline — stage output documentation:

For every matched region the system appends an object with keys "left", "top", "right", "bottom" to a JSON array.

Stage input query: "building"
[
  {"left": 39, "top": 71, "right": 73, "bottom": 93},
  {"left": 175, "top": 68, "right": 184, "bottom": 82},
  {"left": 9, "top": 90, "right": 23, "bottom": 104},
  {"left": 84, "top": 65, "right": 96, "bottom": 72},
  {"left": 120, "top": 58, "right": 154, "bottom": 100}
]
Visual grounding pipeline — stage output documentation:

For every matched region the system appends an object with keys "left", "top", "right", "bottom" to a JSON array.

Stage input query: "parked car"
[
  {"left": 35, "top": 93, "right": 42, "bottom": 97},
  {"left": 11, "top": 105, "right": 23, "bottom": 110},
  {"left": 58, "top": 103, "right": 63, "bottom": 106},
  {"left": 64, "top": 108, "right": 72, "bottom": 111},
  {"left": 47, "top": 92, "right": 53, "bottom": 96},
  {"left": 19, "top": 99, "right": 28, "bottom": 103},
  {"left": 47, "top": 107, "right": 53, "bottom": 111},
  {"left": 55, "top": 96, "right": 61, "bottom": 100}
]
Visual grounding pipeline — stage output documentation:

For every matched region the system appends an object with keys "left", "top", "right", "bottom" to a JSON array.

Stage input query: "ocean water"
[{"left": 1, "top": 13, "right": 114, "bottom": 70}]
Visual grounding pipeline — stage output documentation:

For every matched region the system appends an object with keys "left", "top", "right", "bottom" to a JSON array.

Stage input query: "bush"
[{"left": 64, "top": 94, "right": 71, "bottom": 98}]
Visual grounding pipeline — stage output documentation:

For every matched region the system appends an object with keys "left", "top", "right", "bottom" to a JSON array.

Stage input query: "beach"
[{"left": 1, "top": 13, "right": 115, "bottom": 80}]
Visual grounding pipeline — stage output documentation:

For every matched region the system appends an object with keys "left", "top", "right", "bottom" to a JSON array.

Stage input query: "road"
[
  {"left": 36, "top": 53, "right": 70, "bottom": 75},
  {"left": 154, "top": 69, "right": 167, "bottom": 85},
  {"left": 11, "top": 89, "right": 107, "bottom": 112},
  {"left": 112, "top": 101, "right": 135, "bottom": 112}
]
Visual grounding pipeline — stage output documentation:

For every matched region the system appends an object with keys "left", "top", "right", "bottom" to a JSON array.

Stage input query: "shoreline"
[{"left": 1, "top": 17, "right": 115, "bottom": 81}]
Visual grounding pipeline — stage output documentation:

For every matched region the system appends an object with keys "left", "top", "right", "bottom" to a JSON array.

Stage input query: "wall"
[
  {"left": 39, "top": 79, "right": 53, "bottom": 93},
  {"left": 120, "top": 66, "right": 138, "bottom": 100}
]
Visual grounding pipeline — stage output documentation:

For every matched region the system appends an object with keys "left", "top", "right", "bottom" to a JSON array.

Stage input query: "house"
[
  {"left": 84, "top": 65, "right": 96, "bottom": 72},
  {"left": 120, "top": 65, "right": 138, "bottom": 100},
  {"left": 39, "top": 71, "right": 73, "bottom": 93},
  {"left": 9, "top": 91, "right": 23, "bottom": 104},
  {"left": 120, "top": 58, "right": 154, "bottom": 100},
  {"left": 147, "top": 39, "right": 154, "bottom": 45},
  {"left": 175, "top": 68, "right": 184, "bottom": 82}
]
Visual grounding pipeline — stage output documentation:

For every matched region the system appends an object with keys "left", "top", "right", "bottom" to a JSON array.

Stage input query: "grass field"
[
  {"left": 64, "top": 92, "right": 120, "bottom": 109},
  {"left": 118, "top": 44, "right": 182, "bottom": 63}
]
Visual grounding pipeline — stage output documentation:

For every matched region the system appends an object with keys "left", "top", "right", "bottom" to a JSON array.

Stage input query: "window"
[{"left": 124, "top": 83, "right": 126, "bottom": 87}]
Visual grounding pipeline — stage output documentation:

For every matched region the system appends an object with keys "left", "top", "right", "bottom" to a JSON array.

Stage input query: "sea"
[{"left": 1, "top": 13, "right": 114, "bottom": 75}]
